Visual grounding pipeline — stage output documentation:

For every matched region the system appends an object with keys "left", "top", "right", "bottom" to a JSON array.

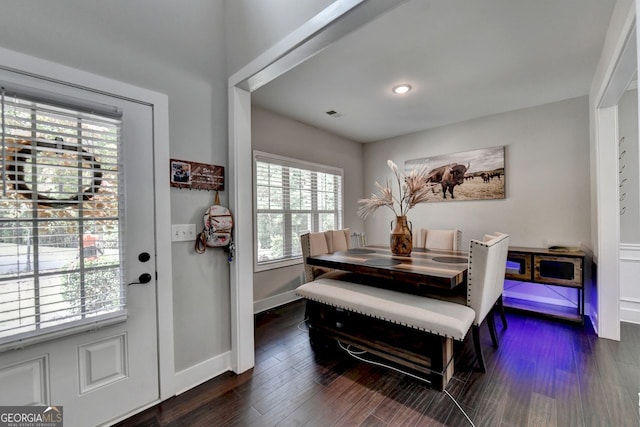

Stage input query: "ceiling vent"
[{"left": 325, "top": 110, "right": 343, "bottom": 118}]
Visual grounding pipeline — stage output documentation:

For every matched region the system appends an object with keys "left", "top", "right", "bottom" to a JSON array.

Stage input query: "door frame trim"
[
  {"left": 227, "top": 0, "right": 408, "bottom": 373},
  {"left": 589, "top": 0, "right": 636, "bottom": 340}
]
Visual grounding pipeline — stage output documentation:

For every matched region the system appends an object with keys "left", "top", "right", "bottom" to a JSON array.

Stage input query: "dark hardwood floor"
[{"left": 116, "top": 300, "right": 640, "bottom": 426}]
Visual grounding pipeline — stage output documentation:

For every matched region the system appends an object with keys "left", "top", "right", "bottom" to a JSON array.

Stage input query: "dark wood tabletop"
[{"left": 306, "top": 244, "right": 468, "bottom": 290}]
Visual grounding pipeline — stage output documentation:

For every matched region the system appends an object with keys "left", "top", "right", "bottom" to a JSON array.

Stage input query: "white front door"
[{"left": 0, "top": 69, "right": 159, "bottom": 426}]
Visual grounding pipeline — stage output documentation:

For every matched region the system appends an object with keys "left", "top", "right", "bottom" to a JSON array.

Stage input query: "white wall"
[
  {"left": 363, "top": 97, "right": 592, "bottom": 310},
  {"left": 251, "top": 107, "right": 364, "bottom": 310},
  {"left": 363, "top": 97, "right": 592, "bottom": 250},
  {"left": 224, "top": 0, "right": 336, "bottom": 76}
]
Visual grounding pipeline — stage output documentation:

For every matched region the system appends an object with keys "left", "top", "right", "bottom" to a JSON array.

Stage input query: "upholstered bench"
[{"left": 296, "top": 278, "right": 475, "bottom": 390}]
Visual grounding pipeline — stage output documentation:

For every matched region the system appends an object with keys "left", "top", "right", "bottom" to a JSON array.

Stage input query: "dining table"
[{"left": 306, "top": 244, "right": 469, "bottom": 293}]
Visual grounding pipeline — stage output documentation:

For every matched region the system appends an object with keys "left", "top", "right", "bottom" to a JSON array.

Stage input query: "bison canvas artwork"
[{"left": 405, "top": 146, "right": 505, "bottom": 202}]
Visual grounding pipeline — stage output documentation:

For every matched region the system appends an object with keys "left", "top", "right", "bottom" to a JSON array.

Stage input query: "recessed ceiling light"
[{"left": 392, "top": 84, "right": 412, "bottom": 95}]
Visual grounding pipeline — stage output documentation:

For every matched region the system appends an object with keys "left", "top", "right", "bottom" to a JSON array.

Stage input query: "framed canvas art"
[{"left": 405, "top": 146, "right": 505, "bottom": 202}]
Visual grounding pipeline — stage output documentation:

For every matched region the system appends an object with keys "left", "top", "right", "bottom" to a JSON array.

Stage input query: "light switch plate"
[{"left": 171, "top": 224, "right": 196, "bottom": 242}]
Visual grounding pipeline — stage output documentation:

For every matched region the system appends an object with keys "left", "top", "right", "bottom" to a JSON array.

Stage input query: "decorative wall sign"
[
  {"left": 170, "top": 159, "right": 224, "bottom": 191},
  {"left": 405, "top": 146, "right": 505, "bottom": 202}
]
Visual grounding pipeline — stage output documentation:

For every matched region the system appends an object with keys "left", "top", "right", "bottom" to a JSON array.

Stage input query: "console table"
[{"left": 504, "top": 246, "right": 591, "bottom": 323}]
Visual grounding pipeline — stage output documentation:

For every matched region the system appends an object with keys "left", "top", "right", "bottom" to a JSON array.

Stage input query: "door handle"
[{"left": 128, "top": 273, "right": 153, "bottom": 286}]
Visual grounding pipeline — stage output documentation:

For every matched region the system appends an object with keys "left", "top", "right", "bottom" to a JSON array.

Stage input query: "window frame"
[{"left": 253, "top": 151, "right": 344, "bottom": 272}]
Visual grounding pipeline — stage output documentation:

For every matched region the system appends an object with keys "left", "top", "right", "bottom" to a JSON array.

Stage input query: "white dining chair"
[
  {"left": 300, "top": 229, "right": 351, "bottom": 282},
  {"left": 465, "top": 232, "right": 510, "bottom": 372},
  {"left": 413, "top": 228, "right": 462, "bottom": 251},
  {"left": 326, "top": 228, "right": 351, "bottom": 253}
]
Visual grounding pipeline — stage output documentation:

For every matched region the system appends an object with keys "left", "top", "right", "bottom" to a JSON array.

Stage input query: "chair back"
[
  {"left": 326, "top": 228, "right": 351, "bottom": 253},
  {"left": 300, "top": 228, "right": 351, "bottom": 282},
  {"left": 466, "top": 232, "right": 510, "bottom": 325},
  {"left": 413, "top": 228, "right": 462, "bottom": 251},
  {"left": 300, "top": 232, "right": 329, "bottom": 282}
]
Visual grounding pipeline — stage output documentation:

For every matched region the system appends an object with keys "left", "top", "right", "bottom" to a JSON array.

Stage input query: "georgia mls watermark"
[{"left": 0, "top": 406, "right": 62, "bottom": 427}]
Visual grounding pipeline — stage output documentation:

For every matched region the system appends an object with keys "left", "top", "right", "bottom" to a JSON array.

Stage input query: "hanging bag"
[{"left": 196, "top": 192, "right": 233, "bottom": 254}]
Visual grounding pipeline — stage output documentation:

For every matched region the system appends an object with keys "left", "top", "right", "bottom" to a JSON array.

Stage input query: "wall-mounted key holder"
[{"left": 170, "top": 159, "right": 224, "bottom": 191}]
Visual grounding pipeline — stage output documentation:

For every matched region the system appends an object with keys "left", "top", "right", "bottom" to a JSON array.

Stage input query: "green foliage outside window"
[{"left": 61, "top": 257, "right": 122, "bottom": 316}]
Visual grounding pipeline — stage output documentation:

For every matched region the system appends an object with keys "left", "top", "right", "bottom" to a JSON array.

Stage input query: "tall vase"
[{"left": 390, "top": 215, "right": 412, "bottom": 255}]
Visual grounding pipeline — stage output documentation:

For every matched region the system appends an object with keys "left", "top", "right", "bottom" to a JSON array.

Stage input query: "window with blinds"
[
  {"left": 0, "top": 87, "right": 124, "bottom": 347},
  {"left": 254, "top": 151, "right": 343, "bottom": 271}
]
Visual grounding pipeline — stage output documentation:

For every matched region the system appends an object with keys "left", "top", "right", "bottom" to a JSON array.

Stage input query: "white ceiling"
[{"left": 252, "top": 0, "right": 617, "bottom": 143}]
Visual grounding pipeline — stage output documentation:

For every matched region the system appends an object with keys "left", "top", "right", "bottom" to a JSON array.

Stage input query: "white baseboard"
[
  {"left": 254, "top": 290, "right": 302, "bottom": 314},
  {"left": 173, "top": 351, "right": 231, "bottom": 395}
]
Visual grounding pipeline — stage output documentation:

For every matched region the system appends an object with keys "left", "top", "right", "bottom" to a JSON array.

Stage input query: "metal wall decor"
[{"left": 619, "top": 136, "right": 627, "bottom": 216}]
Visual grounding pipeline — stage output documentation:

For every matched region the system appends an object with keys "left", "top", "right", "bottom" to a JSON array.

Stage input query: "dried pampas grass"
[{"left": 358, "top": 160, "right": 431, "bottom": 219}]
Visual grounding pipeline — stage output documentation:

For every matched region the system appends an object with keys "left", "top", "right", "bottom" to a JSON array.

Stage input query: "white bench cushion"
[{"left": 296, "top": 278, "right": 475, "bottom": 341}]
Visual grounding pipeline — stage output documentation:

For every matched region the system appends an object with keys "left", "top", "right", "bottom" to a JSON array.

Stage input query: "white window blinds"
[
  {"left": 0, "top": 86, "right": 124, "bottom": 346},
  {"left": 254, "top": 151, "right": 343, "bottom": 270}
]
